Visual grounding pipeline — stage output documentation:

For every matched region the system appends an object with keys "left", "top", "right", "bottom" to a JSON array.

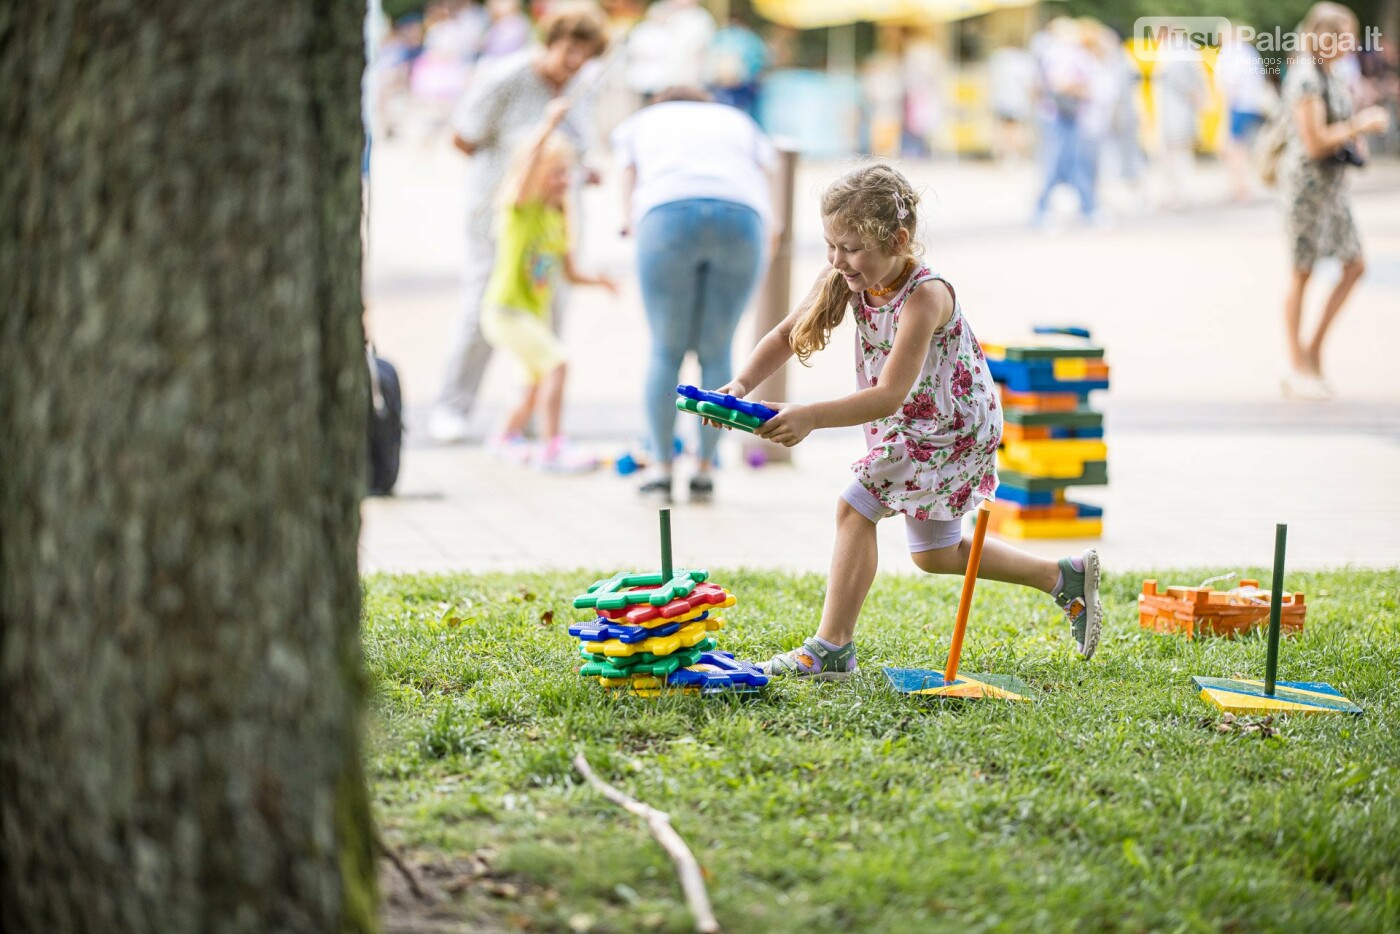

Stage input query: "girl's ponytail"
[{"left": 789, "top": 269, "right": 853, "bottom": 364}]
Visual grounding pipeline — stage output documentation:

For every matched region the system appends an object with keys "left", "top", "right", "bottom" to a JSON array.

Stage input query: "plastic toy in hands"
[{"left": 674, "top": 385, "right": 777, "bottom": 435}]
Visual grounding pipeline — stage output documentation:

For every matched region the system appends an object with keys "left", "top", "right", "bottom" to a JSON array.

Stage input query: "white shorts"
[{"left": 840, "top": 480, "right": 965, "bottom": 553}]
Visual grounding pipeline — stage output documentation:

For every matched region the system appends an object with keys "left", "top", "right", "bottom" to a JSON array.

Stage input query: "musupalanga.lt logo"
[{"left": 1134, "top": 16, "right": 1382, "bottom": 60}]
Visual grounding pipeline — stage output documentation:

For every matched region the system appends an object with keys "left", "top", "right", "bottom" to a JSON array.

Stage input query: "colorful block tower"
[
  {"left": 568, "top": 510, "right": 769, "bottom": 697},
  {"left": 982, "top": 329, "right": 1108, "bottom": 539}
]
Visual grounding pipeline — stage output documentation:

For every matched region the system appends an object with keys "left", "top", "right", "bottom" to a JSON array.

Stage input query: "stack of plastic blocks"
[
  {"left": 982, "top": 337, "right": 1108, "bottom": 538},
  {"left": 569, "top": 573, "right": 769, "bottom": 696},
  {"left": 1139, "top": 578, "right": 1307, "bottom": 640}
]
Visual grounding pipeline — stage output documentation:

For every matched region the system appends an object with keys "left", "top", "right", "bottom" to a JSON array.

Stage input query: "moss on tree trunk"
[{"left": 0, "top": 1, "right": 376, "bottom": 929}]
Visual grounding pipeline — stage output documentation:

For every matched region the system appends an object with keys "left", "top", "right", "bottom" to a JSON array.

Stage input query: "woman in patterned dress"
[
  {"left": 1279, "top": 3, "right": 1390, "bottom": 399},
  {"left": 713, "top": 163, "right": 1105, "bottom": 679}
]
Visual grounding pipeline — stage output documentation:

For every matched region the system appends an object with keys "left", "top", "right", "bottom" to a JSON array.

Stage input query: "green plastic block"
[
  {"left": 573, "top": 568, "right": 709, "bottom": 609},
  {"left": 580, "top": 638, "right": 717, "bottom": 668},
  {"left": 1001, "top": 408, "right": 1103, "bottom": 428},
  {"left": 675, "top": 397, "right": 760, "bottom": 434},
  {"left": 578, "top": 647, "right": 705, "bottom": 680},
  {"left": 997, "top": 460, "right": 1108, "bottom": 491}
]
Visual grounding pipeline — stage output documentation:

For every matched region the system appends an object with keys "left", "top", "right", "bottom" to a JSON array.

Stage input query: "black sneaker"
[
  {"left": 689, "top": 474, "right": 714, "bottom": 502},
  {"left": 637, "top": 476, "right": 673, "bottom": 503}
]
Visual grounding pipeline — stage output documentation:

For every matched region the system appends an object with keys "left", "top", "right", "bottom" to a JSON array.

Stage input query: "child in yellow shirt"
[{"left": 481, "top": 98, "right": 616, "bottom": 471}]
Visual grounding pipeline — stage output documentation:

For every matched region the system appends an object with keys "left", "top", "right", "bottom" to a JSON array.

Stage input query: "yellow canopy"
[{"left": 753, "top": 0, "right": 1037, "bottom": 29}]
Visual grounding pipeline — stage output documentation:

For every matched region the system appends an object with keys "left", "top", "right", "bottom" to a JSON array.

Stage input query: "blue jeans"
[
  {"left": 1035, "top": 113, "right": 1096, "bottom": 219},
  {"left": 636, "top": 199, "right": 765, "bottom": 465}
]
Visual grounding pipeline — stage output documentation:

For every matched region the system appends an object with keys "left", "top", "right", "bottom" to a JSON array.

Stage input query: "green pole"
[
  {"left": 660, "top": 508, "right": 672, "bottom": 582},
  {"left": 1264, "top": 523, "right": 1287, "bottom": 696}
]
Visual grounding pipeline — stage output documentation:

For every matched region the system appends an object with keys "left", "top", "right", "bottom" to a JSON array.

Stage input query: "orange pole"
[{"left": 943, "top": 501, "right": 991, "bottom": 684}]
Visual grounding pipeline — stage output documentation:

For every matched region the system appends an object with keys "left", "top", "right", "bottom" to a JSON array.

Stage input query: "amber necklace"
[{"left": 866, "top": 259, "right": 914, "bottom": 299}]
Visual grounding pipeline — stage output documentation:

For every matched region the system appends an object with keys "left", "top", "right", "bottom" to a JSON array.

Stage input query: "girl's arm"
[
  {"left": 756, "top": 279, "right": 954, "bottom": 447},
  {"left": 718, "top": 269, "right": 827, "bottom": 398},
  {"left": 562, "top": 252, "right": 619, "bottom": 293},
  {"left": 503, "top": 98, "right": 570, "bottom": 208}
]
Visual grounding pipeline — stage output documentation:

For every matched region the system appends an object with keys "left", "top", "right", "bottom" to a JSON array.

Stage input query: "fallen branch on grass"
[
  {"left": 572, "top": 752, "right": 719, "bottom": 933},
  {"left": 375, "top": 829, "right": 429, "bottom": 903}
]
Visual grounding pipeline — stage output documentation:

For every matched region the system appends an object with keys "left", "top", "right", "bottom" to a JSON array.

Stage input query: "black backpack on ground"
[{"left": 366, "top": 345, "right": 403, "bottom": 496}]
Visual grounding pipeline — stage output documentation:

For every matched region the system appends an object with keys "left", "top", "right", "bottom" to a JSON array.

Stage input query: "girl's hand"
[
  {"left": 755, "top": 402, "right": 815, "bottom": 447},
  {"left": 699, "top": 382, "right": 747, "bottom": 429},
  {"left": 597, "top": 274, "right": 620, "bottom": 296},
  {"left": 543, "top": 97, "right": 570, "bottom": 130}
]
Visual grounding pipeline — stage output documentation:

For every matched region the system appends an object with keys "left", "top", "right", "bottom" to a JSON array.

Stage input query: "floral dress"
[
  {"left": 851, "top": 265, "right": 1003, "bottom": 521},
  {"left": 1279, "top": 61, "right": 1361, "bottom": 270}
]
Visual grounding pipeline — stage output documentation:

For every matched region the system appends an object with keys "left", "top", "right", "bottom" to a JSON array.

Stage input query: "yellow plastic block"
[
  {"left": 981, "top": 342, "right": 1009, "bottom": 361},
  {"left": 995, "top": 517, "right": 1103, "bottom": 539},
  {"left": 999, "top": 439, "right": 1108, "bottom": 477},
  {"left": 1052, "top": 358, "right": 1111, "bottom": 380},
  {"left": 1002, "top": 439, "right": 1108, "bottom": 463},
  {"left": 585, "top": 619, "right": 710, "bottom": 658}
]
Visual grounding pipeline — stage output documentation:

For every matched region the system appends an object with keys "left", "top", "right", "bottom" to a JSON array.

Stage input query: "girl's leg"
[
  {"left": 815, "top": 498, "right": 881, "bottom": 646},
  {"left": 693, "top": 203, "right": 766, "bottom": 473},
  {"left": 501, "top": 382, "right": 540, "bottom": 436},
  {"left": 911, "top": 537, "right": 1058, "bottom": 592},
  {"left": 538, "top": 362, "right": 567, "bottom": 441},
  {"left": 912, "top": 527, "right": 1101, "bottom": 659},
  {"left": 1284, "top": 267, "right": 1313, "bottom": 374},
  {"left": 763, "top": 495, "right": 879, "bottom": 678},
  {"left": 636, "top": 203, "right": 699, "bottom": 479},
  {"left": 1305, "top": 256, "right": 1365, "bottom": 377}
]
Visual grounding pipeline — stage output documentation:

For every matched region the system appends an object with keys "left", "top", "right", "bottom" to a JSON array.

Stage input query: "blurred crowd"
[{"left": 362, "top": 0, "right": 1399, "bottom": 485}]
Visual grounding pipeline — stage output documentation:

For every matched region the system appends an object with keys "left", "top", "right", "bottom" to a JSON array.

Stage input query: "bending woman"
[{"left": 611, "top": 87, "right": 775, "bottom": 502}]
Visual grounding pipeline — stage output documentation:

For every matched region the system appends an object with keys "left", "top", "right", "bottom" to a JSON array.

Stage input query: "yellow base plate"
[{"left": 1192, "top": 676, "right": 1362, "bottom": 715}]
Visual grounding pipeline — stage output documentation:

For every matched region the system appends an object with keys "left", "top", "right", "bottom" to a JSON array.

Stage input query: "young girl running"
[
  {"left": 715, "top": 162, "right": 1102, "bottom": 678},
  {"left": 481, "top": 98, "right": 616, "bottom": 472}
]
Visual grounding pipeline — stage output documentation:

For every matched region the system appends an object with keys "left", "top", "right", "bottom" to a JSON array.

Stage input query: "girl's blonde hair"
[{"left": 790, "top": 162, "right": 924, "bottom": 363}]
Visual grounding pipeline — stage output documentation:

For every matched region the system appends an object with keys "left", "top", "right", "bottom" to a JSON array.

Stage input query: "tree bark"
[{"left": 0, "top": 2, "right": 376, "bottom": 930}]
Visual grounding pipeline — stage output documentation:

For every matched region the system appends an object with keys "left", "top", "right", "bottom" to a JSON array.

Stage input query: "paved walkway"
[{"left": 363, "top": 138, "right": 1400, "bottom": 574}]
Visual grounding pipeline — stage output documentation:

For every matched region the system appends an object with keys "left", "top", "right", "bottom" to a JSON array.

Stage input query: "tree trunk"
[{"left": 0, "top": 2, "right": 376, "bottom": 930}]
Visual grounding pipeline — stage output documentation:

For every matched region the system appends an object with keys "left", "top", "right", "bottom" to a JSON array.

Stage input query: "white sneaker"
[
  {"left": 487, "top": 432, "right": 534, "bottom": 465},
  {"left": 1281, "top": 372, "right": 1333, "bottom": 401},
  {"left": 534, "top": 438, "right": 598, "bottom": 474},
  {"left": 427, "top": 407, "right": 473, "bottom": 444}
]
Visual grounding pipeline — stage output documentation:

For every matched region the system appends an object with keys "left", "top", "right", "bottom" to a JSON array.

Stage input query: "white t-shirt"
[{"left": 610, "top": 101, "right": 775, "bottom": 231}]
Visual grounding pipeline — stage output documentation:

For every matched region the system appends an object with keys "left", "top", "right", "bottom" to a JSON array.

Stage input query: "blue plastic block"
[
  {"left": 676, "top": 385, "right": 778, "bottom": 423},
  {"left": 568, "top": 617, "right": 691, "bottom": 644},
  {"left": 666, "top": 651, "right": 770, "bottom": 691},
  {"left": 1048, "top": 426, "right": 1104, "bottom": 439},
  {"left": 991, "top": 485, "right": 1057, "bottom": 506},
  {"left": 1033, "top": 325, "right": 1092, "bottom": 339},
  {"left": 987, "top": 358, "right": 1108, "bottom": 394}
]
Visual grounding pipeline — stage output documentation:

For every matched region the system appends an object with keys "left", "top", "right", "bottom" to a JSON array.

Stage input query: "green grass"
[{"left": 365, "top": 568, "right": 1400, "bottom": 933}]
